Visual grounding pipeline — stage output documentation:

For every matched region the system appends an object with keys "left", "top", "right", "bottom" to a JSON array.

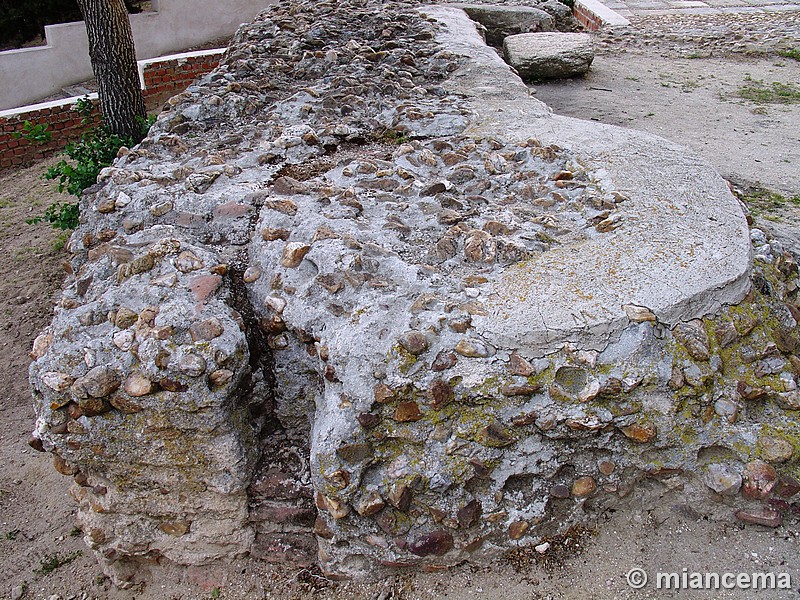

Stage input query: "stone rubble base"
[{"left": 27, "top": 0, "right": 799, "bottom": 586}]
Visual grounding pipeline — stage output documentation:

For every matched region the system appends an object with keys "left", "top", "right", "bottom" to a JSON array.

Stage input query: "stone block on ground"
[
  {"left": 457, "top": 4, "right": 556, "bottom": 46},
  {"left": 504, "top": 32, "right": 594, "bottom": 80}
]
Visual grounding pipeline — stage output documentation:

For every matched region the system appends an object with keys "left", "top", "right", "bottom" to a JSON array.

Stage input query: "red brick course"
[{"left": 573, "top": 3, "right": 605, "bottom": 31}]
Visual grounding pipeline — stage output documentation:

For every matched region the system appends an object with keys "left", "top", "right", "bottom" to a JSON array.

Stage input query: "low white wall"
[{"left": 0, "top": 0, "right": 273, "bottom": 111}]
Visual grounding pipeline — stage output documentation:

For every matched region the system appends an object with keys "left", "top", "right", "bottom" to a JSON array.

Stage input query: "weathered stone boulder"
[
  {"left": 504, "top": 32, "right": 594, "bottom": 80},
  {"left": 457, "top": 4, "right": 556, "bottom": 46},
  {"left": 27, "top": 0, "right": 800, "bottom": 587},
  {"left": 453, "top": 0, "right": 580, "bottom": 35},
  {"left": 535, "top": 0, "right": 577, "bottom": 30}
]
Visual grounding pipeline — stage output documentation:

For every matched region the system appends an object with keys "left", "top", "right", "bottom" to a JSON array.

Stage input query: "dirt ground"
[
  {"left": 530, "top": 12, "right": 800, "bottom": 263},
  {"left": 531, "top": 11, "right": 800, "bottom": 273},
  {"left": 532, "top": 31, "right": 800, "bottom": 198},
  {"left": 1, "top": 13, "right": 800, "bottom": 600}
]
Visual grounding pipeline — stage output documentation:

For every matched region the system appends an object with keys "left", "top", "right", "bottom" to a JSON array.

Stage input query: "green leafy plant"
[
  {"left": 45, "top": 127, "right": 134, "bottom": 197},
  {"left": 27, "top": 200, "right": 80, "bottom": 230},
  {"left": 74, "top": 96, "right": 95, "bottom": 123},
  {"left": 34, "top": 550, "right": 82, "bottom": 576},
  {"left": 30, "top": 100, "right": 155, "bottom": 230},
  {"left": 12, "top": 120, "right": 52, "bottom": 144}
]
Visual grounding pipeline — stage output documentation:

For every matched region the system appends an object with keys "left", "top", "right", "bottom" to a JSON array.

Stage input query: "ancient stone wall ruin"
[{"left": 28, "top": 0, "right": 800, "bottom": 586}]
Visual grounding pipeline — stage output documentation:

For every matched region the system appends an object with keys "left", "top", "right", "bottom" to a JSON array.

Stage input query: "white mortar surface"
[
  {"left": 0, "top": 93, "right": 97, "bottom": 119},
  {"left": 423, "top": 5, "right": 751, "bottom": 353}
]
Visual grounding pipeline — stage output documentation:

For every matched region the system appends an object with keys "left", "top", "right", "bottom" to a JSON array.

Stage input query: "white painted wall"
[{"left": 0, "top": 0, "right": 273, "bottom": 110}]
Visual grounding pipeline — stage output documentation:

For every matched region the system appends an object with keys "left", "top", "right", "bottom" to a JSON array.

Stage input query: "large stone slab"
[
  {"left": 431, "top": 7, "right": 748, "bottom": 351},
  {"left": 27, "top": 0, "right": 800, "bottom": 587},
  {"left": 453, "top": 0, "right": 579, "bottom": 35},
  {"left": 504, "top": 32, "right": 594, "bottom": 80},
  {"left": 455, "top": 4, "right": 556, "bottom": 46}
]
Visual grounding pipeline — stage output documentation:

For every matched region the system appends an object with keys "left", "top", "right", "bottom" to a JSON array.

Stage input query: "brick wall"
[
  {"left": 0, "top": 102, "right": 101, "bottom": 170},
  {"left": 572, "top": 0, "right": 631, "bottom": 31},
  {"left": 141, "top": 52, "right": 224, "bottom": 108},
  {"left": 0, "top": 50, "right": 222, "bottom": 171},
  {"left": 573, "top": 3, "right": 604, "bottom": 31}
]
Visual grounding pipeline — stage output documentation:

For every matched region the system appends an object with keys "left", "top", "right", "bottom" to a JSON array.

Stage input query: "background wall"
[
  {"left": 0, "top": 49, "right": 223, "bottom": 170},
  {"left": 0, "top": 0, "right": 272, "bottom": 110}
]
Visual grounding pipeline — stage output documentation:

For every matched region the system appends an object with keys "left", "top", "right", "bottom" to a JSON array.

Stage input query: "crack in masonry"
[
  {"left": 536, "top": 304, "right": 555, "bottom": 344},
  {"left": 225, "top": 252, "right": 278, "bottom": 434}
]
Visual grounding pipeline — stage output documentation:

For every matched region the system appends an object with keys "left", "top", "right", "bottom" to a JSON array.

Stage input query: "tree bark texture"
[{"left": 76, "top": 0, "right": 147, "bottom": 142}]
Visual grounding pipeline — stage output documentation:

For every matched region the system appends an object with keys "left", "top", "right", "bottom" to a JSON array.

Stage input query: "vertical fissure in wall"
[{"left": 226, "top": 257, "right": 319, "bottom": 565}]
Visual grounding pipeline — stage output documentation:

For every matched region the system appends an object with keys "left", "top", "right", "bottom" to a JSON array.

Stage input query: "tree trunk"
[{"left": 76, "top": 0, "right": 147, "bottom": 142}]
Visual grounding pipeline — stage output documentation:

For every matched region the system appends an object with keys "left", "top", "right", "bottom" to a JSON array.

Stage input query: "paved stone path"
[{"left": 600, "top": 0, "right": 800, "bottom": 19}]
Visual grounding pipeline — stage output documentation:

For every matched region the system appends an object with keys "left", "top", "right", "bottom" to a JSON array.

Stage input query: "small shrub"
[
  {"left": 27, "top": 201, "right": 80, "bottom": 230},
  {"left": 30, "top": 103, "right": 155, "bottom": 231},
  {"left": 45, "top": 127, "right": 134, "bottom": 197},
  {"left": 44, "top": 102, "right": 155, "bottom": 198},
  {"left": 74, "top": 96, "right": 95, "bottom": 121}
]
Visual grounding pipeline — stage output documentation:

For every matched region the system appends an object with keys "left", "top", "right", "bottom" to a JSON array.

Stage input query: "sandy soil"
[
  {"left": 1, "top": 19, "right": 800, "bottom": 600},
  {"left": 532, "top": 53, "right": 800, "bottom": 197}
]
